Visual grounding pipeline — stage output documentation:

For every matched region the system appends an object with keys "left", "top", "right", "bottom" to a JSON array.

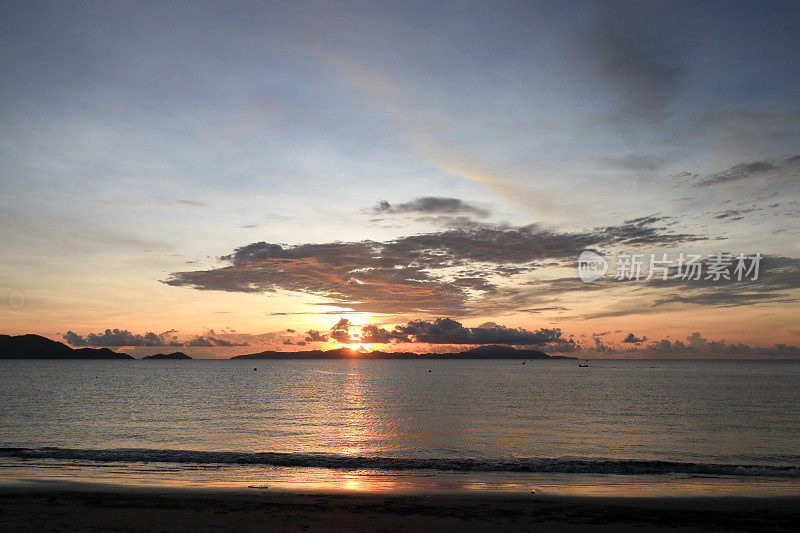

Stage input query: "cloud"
[
  {"left": 304, "top": 330, "right": 328, "bottom": 342},
  {"left": 390, "top": 318, "right": 563, "bottom": 345},
  {"left": 595, "top": 216, "right": 702, "bottom": 246},
  {"left": 186, "top": 335, "right": 249, "bottom": 347},
  {"left": 286, "top": 316, "right": 574, "bottom": 349},
  {"left": 560, "top": 253, "right": 800, "bottom": 319},
  {"left": 374, "top": 197, "right": 489, "bottom": 218},
  {"left": 163, "top": 218, "right": 704, "bottom": 315},
  {"left": 713, "top": 207, "right": 761, "bottom": 220},
  {"left": 544, "top": 331, "right": 800, "bottom": 357},
  {"left": 359, "top": 324, "right": 397, "bottom": 344},
  {"left": 63, "top": 328, "right": 183, "bottom": 347},
  {"left": 289, "top": 319, "right": 800, "bottom": 357},
  {"left": 63, "top": 328, "right": 248, "bottom": 347},
  {"left": 695, "top": 155, "right": 800, "bottom": 187},
  {"left": 329, "top": 318, "right": 352, "bottom": 343},
  {"left": 622, "top": 333, "right": 647, "bottom": 343},
  {"left": 356, "top": 317, "right": 565, "bottom": 346},
  {"left": 648, "top": 255, "right": 800, "bottom": 309},
  {"left": 643, "top": 332, "right": 800, "bottom": 356}
]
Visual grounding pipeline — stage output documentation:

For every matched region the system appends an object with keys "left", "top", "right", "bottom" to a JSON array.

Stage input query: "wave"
[{"left": 2, "top": 447, "right": 799, "bottom": 477}]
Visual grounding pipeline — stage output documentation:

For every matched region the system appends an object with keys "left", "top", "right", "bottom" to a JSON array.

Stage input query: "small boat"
[{"left": 578, "top": 361, "right": 589, "bottom": 367}]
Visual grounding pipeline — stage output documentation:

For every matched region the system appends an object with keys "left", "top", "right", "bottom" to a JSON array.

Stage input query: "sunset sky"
[{"left": 1, "top": 1, "right": 799, "bottom": 357}]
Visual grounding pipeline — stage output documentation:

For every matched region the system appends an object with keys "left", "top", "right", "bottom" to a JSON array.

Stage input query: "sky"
[{"left": 1, "top": 1, "right": 799, "bottom": 357}]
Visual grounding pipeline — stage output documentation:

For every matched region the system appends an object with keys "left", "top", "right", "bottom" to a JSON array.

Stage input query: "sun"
[{"left": 337, "top": 343, "right": 371, "bottom": 352}]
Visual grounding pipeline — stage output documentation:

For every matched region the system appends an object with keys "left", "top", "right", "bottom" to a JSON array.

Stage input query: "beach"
[{"left": 2, "top": 481, "right": 800, "bottom": 532}]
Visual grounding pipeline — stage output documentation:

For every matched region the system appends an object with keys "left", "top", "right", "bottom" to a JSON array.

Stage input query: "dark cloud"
[
  {"left": 374, "top": 197, "right": 489, "bottom": 218},
  {"left": 186, "top": 335, "right": 249, "bottom": 347},
  {"left": 360, "top": 324, "right": 397, "bottom": 344},
  {"left": 290, "top": 317, "right": 572, "bottom": 348},
  {"left": 649, "top": 255, "right": 800, "bottom": 308},
  {"left": 360, "top": 317, "right": 564, "bottom": 346},
  {"left": 63, "top": 328, "right": 248, "bottom": 347},
  {"left": 575, "top": 255, "right": 800, "bottom": 319},
  {"left": 304, "top": 330, "right": 328, "bottom": 342},
  {"left": 713, "top": 207, "right": 761, "bottom": 220},
  {"left": 642, "top": 332, "right": 799, "bottom": 356},
  {"left": 329, "top": 318, "right": 352, "bottom": 343},
  {"left": 164, "top": 218, "right": 704, "bottom": 315},
  {"left": 543, "top": 331, "right": 800, "bottom": 357},
  {"left": 449, "top": 252, "right": 800, "bottom": 321},
  {"left": 63, "top": 328, "right": 183, "bottom": 347},
  {"left": 595, "top": 216, "right": 701, "bottom": 246},
  {"left": 695, "top": 155, "right": 799, "bottom": 187},
  {"left": 622, "top": 333, "right": 647, "bottom": 343}
]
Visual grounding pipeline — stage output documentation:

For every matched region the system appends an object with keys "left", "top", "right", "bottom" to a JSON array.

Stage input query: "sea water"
[{"left": 1, "top": 359, "right": 798, "bottom": 495}]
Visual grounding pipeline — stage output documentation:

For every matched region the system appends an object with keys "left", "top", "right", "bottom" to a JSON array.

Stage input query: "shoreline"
[
  {"left": 4, "top": 461, "right": 800, "bottom": 500},
  {"left": 2, "top": 480, "right": 799, "bottom": 532}
]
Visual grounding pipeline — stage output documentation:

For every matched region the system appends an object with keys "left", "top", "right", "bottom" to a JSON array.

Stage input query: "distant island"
[
  {"left": 231, "top": 345, "right": 573, "bottom": 360},
  {"left": 0, "top": 334, "right": 133, "bottom": 359},
  {"left": 1, "top": 334, "right": 573, "bottom": 360},
  {"left": 142, "top": 352, "right": 192, "bottom": 360}
]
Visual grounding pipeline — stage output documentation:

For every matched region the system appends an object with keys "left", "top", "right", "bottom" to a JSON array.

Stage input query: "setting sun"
[{"left": 336, "top": 343, "right": 370, "bottom": 353}]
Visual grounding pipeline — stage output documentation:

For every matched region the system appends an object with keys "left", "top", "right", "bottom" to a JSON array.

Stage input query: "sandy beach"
[{"left": 1, "top": 482, "right": 799, "bottom": 532}]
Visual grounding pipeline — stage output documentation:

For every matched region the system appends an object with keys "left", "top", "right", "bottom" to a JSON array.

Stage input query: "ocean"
[{"left": 1, "top": 359, "right": 799, "bottom": 496}]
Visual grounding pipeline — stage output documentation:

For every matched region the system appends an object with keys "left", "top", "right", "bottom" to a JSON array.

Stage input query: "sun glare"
[{"left": 337, "top": 343, "right": 370, "bottom": 353}]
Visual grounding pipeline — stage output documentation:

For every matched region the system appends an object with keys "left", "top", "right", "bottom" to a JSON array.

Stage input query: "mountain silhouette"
[
  {"left": 0, "top": 334, "right": 133, "bottom": 359},
  {"left": 231, "top": 345, "right": 571, "bottom": 360},
  {"left": 142, "top": 352, "right": 192, "bottom": 359}
]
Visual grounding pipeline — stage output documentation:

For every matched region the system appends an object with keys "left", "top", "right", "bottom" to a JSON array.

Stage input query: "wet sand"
[{"left": 1, "top": 482, "right": 799, "bottom": 532}]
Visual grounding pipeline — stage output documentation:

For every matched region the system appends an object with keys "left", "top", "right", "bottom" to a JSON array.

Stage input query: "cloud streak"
[
  {"left": 694, "top": 155, "right": 800, "bottom": 187},
  {"left": 373, "top": 197, "right": 489, "bottom": 218}
]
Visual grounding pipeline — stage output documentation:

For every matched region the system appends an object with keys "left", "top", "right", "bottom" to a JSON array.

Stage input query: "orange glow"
[{"left": 335, "top": 343, "right": 371, "bottom": 353}]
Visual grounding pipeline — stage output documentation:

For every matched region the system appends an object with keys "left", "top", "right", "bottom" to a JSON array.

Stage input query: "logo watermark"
[
  {"left": 577, "top": 251, "right": 762, "bottom": 282},
  {"left": 578, "top": 250, "right": 609, "bottom": 282}
]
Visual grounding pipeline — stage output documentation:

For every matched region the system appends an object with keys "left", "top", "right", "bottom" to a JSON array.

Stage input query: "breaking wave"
[{"left": 1, "top": 447, "right": 799, "bottom": 477}]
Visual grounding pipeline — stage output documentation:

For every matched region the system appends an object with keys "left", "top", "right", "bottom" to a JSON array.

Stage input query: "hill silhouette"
[
  {"left": 142, "top": 352, "right": 192, "bottom": 360},
  {"left": 0, "top": 334, "right": 133, "bottom": 359},
  {"left": 231, "top": 345, "right": 572, "bottom": 360}
]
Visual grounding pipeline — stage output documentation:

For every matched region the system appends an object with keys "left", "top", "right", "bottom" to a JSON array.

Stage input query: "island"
[
  {"left": 142, "top": 352, "right": 192, "bottom": 360},
  {"left": 0, "top": 334, "right": 133, "bottom": 359},
  {"left": 1, "top": 334, "right": 574, "bottom": 361},
  {"left": 231, "top": 345, "right": 573, "bottom": 360}
]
